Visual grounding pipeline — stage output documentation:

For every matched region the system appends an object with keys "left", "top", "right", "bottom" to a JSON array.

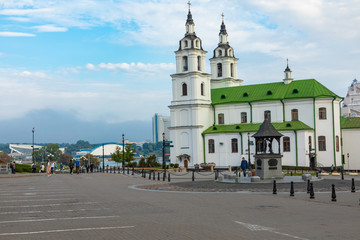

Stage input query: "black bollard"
[
  {"left": 163, "top": 172, "right": 166, "bottom": 181},
  {"left": 149, "top": 171, "right": 151, "bottom": 180},
  {"left": 158, "top": 172, "right": 160, "bottom": 181},
  {"left": 351, "top": 178, "right": 356, "bottom": 193},
  {"left": 132, "top": 168, "right": 134, "bottom": 175},
  {"left": 310, "top": 182, "right": 315, "bottom": 199},
  {"left": 290, "top": 181, "right": 294, "bottom": 197},
  {"left": 273, "top": 180, "right": 277, "bottom": 194},
  {"left": 307, "top": 179, "right": 310, "bottom": 194},
  {"left": 215, "top": 171, "right": 218, "bottom": 180},
  {"left": 144, "top": 171, "right": 146, "bottom": 178},
  {"left": 331, "top": 184, "right": 337, "bottom": 202},
  {"left": 114, "top": 167, "right": 116, "bottom": 174},
  {"left": 168, "top": 173, "right": 170, "bottom": 182},
  {"left": 341, "top": 169, "right": 344, "bottom": 180},
  {"left": 192, "top": 170, "right": 195, "bottom": 181}
]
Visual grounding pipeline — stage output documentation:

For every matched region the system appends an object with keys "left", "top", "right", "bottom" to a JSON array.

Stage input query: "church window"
[
  {"left": 218, "top": 50, "right": 222, "bottom": 57},
  {"left": 336, "top": 135, "right": 339, "bottom": 152},
  {"left": 318, "top": 136, "right": 326, "bottom": 151},
  {"left": 217, "top": 63, "right": 222, "bottom": 77},
  {"left": 184, "top": 40, "right": 188, "bottom": 48},
  {"left": 218, "top": 113, "right": 224, "bottom": 124},
  {"left": 182, "top": 83, "right": 187, "bottom": 96},
  {"left": 241, "top": 112, "right": 247, "bottom": 123},
  {"left": 264, "top": 110, "right": 271, "bottom": 121},
  {"left": 230, "top": 63, "right": 234, "bottom": 77},
  {"left": 208, "top": 139, "right": 215, "bottom": 153},
  {"left": 283, "top": 137, "right": 290, "bottom": 152},
  {"left": 229, "top": 49, "right": 232, "bottom": 57},
  {"left": 183, "top": 56, "right": 188, "bottom": 71},
  {"left": 197, "top": 56, "right": 201, "bottom": 71},
  {"left": 195, "top": 40, "right": 199, "bottom": 48},
  {"left": 201, "top": 83, "right": 205, "bottom": 96},
  {"left": 231, "top": 139, "right": 238, "bottom": 153},
  {"left": 291, "top": 109, "right": 298, "bottom": 121},
  {"left": 319, "top": 107, "right": 326, "bottom": 120}
]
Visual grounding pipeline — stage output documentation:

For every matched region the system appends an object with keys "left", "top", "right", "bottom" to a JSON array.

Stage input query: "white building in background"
[
  {"left": 9, "top": 144, "right": 43, "bottom": 162},
  {"left": 75, "top": 142, "right": 124, "bottom": 159},
  {"left": 152, "top": 113, "right": 170, "bottom": 142},
  {"left": 168, "top": 6, "right": 360, "bottom": 169},
  {"left": 342, "top": 78, "right": 360, "bottom": 117}
]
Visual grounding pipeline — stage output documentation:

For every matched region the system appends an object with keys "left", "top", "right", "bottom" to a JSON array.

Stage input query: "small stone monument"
[{"left": 253, "top": 119, "right": 284, "bottom": 180}]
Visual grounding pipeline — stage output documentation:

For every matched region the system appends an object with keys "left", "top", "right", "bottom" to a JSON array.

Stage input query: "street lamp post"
[
  {"left": 32, "top": 128, "right": 35, "bottom": 163},
  {"left": 162, "top": 132, "right": 166, "bottom": 175},
  {"left": 102, "top": 144, "right": 105, "bottom": 172},
  {"left": 247, "top": 132, "right": 251, "bottom": 168},
  {"left": 122, "top": 134, "right": 125, "bottom": 174}
]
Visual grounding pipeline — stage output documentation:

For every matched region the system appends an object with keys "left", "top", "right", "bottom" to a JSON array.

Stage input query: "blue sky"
[{"left": 0, "top": 0, "right": 359, "bottom": 143}]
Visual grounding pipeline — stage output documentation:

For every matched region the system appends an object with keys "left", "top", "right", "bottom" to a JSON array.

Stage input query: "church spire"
[
  {"left": 283, "top": 59, "right": 293, "bottom": 84},
  {"left": 185, "top": 1, "right": 195, "bottom": 35},
  {"left": 219, "top": 13, "right": 228, "bottom": 44}
]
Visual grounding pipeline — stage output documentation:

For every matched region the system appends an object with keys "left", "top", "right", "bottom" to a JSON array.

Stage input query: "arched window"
[
  {"left": 217, "top": 63, "right": 222, "bottom": 77},
  {"left": 218, "top": 49, "right": 222, "bottom": 57},
  {"left": 291, "top": 109, "right": 298, "bottom": 121},
  {"left": 197, "top": 56, "right": 201, "bottom": 71},
  {"left": 208, "top": 139, "right": 215, "bottom": 153},
  {"left": 229, "top": 49, "right": 232, "bottom": 57},
  {"left": 195, "top": 40, "right": 199, "bottom": 48},
  {"left": 283, "top": 137, "right": 290, "bottom": 152},
  {"left": 184, "top": 40, "right": 188, "bottom": 48},
  {"left": 218, "top": 113, "right": 224, "bottom": 124},
  {"left": 241, "top": 112, "right": 247, "bottom": 123},
  {"left": 201, "top": 82, "right": 205, "bottom": 96},
  {"left": 231, "top": 138, "right": 238, "bottom": 153},
  {"left": 318, "top": 136, "right": 326, "bottom": 151},
  {"left": 264, "top": 110, "right": 271, "bottom": 121},
  {"left": 183, "top": 56, "right": 188, "bottom": 71},
  {"left": 182, "top": 83, "right": 187, "bottom": 96},
  {"left": 319, "top": 107, "right": 327, "bottom": 120},
  {"left": 336, "top": 135, "right": 339, "bottom": 152},
  {"left": 230, "top": 63, "right": 234, "bottom": 77}
]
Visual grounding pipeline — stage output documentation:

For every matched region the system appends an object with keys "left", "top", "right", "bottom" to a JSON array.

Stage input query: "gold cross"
[
  {"left": 222, "top": 13, "right": 224, "bottom": 22},
  {"left": 188, "top": 1, "right": 191, "bottom": 11}
]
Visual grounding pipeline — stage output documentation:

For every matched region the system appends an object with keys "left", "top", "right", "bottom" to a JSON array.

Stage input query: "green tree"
[
  {"left": 85, "top": 153, "right": 100, "bottom": 168},
  {"left": 138, "top": 157, "right": 146, "bottom": 168},
  {"left": 0, "top": 151, "right": 12, "bottom": 164},
  {"left": 59, "top": 153, "right": 73, "bottom": 166},
  {"left": 146, "top": 155, "right": 160, "bottom": 167},
  {"left": 32, "top": 144, "right": 62, "bottom": 163},
  {"left": 111, "top": 144, "right": 136, "bottom": 166}
]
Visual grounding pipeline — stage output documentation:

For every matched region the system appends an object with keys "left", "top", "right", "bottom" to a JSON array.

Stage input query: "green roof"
[
  {"left": 211, "top": 79, "right": 340, "bottom": 105},
  {"left": 202, "top": 121, "right": 313, "bottom": 135},
  {"left": 341, "top": 117, "right": 360, "bottom": 129}
]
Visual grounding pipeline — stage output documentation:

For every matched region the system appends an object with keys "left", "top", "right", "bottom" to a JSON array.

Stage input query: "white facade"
[
  {"left": 342, "top": 79, "right": 360, "bottom": 117},
  {"left": 168, "top": 8, "right": 350, "bottom": 169},
  {"left": 342, "top": 129, "right": 360, "bottom": 170}
]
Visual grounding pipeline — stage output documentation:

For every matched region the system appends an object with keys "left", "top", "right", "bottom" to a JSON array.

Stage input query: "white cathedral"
[{"left": 168, "top": 7, "right": 358, "bottom": 170}]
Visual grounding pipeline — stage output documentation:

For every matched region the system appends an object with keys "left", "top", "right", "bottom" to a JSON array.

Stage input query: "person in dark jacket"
[
  {"left": 69, "top": 159, "right": 74, "bottom": 175},
  {"left": 240, "top": 157, "right": 249, "bottom": 177}
]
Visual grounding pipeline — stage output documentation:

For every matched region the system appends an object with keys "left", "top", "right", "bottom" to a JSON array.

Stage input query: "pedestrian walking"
[
  {"left": 240, "top": 157, "right": 249, "bottom": 177},
  {"left": 46, "top": 159, "right": 51, "bottom": 176},
  {"left": 31, "top": 162, "right": 36, "bottom": 173},
  {"left": 69, "top": 159, "right": 74, "bottom": 175},
  {"left": 10, "top": 161, "right": 15, "bottom": 174},
  {"left": 51, "top": 161, "right": 55, "bottom": 174},
  {"left": 75, "top": 158, "right": 80, "bottom": 174},
  {"left": 41, "top": 163, "right": 45, "bottom": 173}
]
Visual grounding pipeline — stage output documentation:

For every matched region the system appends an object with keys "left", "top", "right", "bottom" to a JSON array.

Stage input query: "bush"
[
  {"left": 15, "top": 164, "right": 32, "bottom": 173},
  {"left": 169, "top": 163, "right": 174, "bottom": 168},
  {"left": 174, "top": 163, "right": 179, "bottom": 168}
]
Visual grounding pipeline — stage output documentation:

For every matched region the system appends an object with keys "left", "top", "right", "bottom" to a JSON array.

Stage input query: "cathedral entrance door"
[{"left": 184, "top": 160, "right": 188, "bottom": 169}]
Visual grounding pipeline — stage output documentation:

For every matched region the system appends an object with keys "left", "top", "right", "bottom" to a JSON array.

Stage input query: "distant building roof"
[{"left": 341, "top": 117, "right": 360, "bottom": 129}]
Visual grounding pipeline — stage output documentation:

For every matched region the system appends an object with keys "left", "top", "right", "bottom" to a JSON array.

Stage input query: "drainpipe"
[
  {"left": 239, "top": 132, "right": 243, "bottom": 155},
  {"left": 331, "top": 97, "right": 336, "bottom": 167},
  {"left": 212, "top": 104, "right": 216, "bottom": 125},
  {"left": 281, "top": 100, "right": 285, "bottom": 122},
  {"left": 248, "top": 102, "right": 253, "bottom": 123},
  {"left": 339, "top": 99, "right": 344, "bottom": 169},
  {"left": 313, "top": 98, "right": 317, "bottom": 167}
]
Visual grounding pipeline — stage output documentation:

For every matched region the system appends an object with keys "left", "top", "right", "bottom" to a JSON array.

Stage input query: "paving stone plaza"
[{"left": 0, "top": 172, "right": 359, "bottom": 240}]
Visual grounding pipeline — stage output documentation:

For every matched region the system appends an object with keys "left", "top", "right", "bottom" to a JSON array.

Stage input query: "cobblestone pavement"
[{"left": 0, "top": 173, "right": 359, "bottom": 240}]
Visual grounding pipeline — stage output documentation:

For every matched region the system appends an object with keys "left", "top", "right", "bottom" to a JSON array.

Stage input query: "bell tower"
[
  {"left": 169, "top": 2, "right": 212, "bottom": 168},
  {"left": 210, "top": 13, "right": 243, "bottom": 89}
]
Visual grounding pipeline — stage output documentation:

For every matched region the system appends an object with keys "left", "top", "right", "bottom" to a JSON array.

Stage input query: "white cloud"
[
  {"left": 0, "top": 31, "right": 35, "bottom": 37},
  {"left": 32, "top": 24, "right": 67, "bottom": 32},
  {"left": 85, "top": 62, "right": 175, "bottom": 72}
]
